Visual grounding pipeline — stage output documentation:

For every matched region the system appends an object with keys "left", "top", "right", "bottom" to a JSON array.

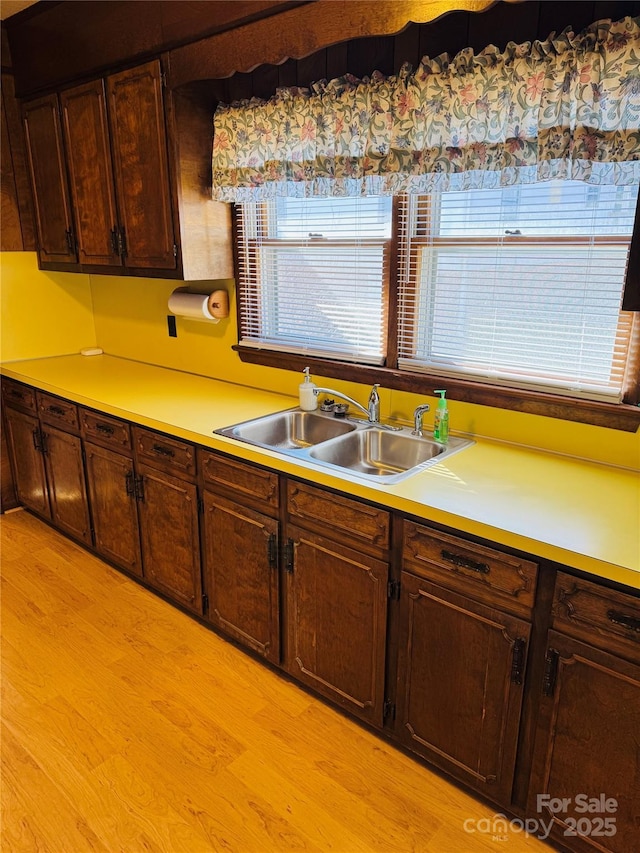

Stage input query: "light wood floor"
[{"left": 1, "top": 510, "right": 545, "bottom": 853}]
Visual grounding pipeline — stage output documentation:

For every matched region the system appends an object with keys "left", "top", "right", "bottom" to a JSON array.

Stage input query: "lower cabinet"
[
  {"left": 84, "top": 441, "right": 142, "bottom": 576},
  {"left": 199, "top": 449, "right": 281, "bottom": 663},
  {"left": 285, "top": 523, "right": 389, "bottom": 728},
  {"left": 3, "top": 404, "right": 50, "bottom": 519},
  {"left": 528, "top": 574, "right": 640, "bottom": 853},
  {"left": 202, "top": 491, "right": 280, "bottom": 663},
  {"left": 4, "top": 387, "right": 91, "bottom": 544},
  {"left": 395, "top": 572, "right": 530, "bottom": 804},
  {"left": 41, "top": 423, "right": 92, "bottom": 545},
  {"left": 285, "top": 480, "right": 391, "bottom": 728},
  {"left": 136, "top": 462, "right": 201, "bottom": 612}
]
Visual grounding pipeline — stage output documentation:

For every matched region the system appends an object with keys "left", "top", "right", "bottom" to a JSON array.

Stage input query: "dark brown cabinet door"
[
  {"left": 136, "top": 462, "right": 201, "bottom": 613},
  {"left": 395, "top": 572, "right": 530, "bottom": 804},
  {"left": 3, "top": 407, "right": 50, "bottom": 519},
  {"left": 60, "top": 80, "right": 121, "bottom": 267},
  {"left": 202, "top": 491, "right": 280, "bottom": 663},
  {"left": 529, "top": 630, "right": 640, "bottom": 853},
  {"left": 22, "top": 94, "right": 77, "bottom": 264},
  {"left": 84, "top": 442, "right": 141, "bottom": 576},
  {"left": 107, "top": 61, "right": 176, "bottom": 270},
  {"left": 286, "top": 524, "right": 389, "bottom": 727},
  {"left": 41, "top": 424, "right": 92, "bottom": 545}
]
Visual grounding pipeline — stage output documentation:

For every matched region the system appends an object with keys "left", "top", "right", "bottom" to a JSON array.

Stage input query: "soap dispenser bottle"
[
  {"left": 299, "top": 367, "right": 318, "bottom": 411},
  {"left": 433, "top": 389, "right": 449, "bottom": 443}
]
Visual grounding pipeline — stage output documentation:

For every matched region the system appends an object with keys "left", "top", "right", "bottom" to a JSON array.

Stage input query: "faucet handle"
[{"left": 412, "top": 403, "right": 431, "bottom": 436}]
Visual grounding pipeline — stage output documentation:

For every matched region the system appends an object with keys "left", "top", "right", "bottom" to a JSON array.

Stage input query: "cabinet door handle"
[
  {"left": 65, "top": 228, "right": 76, "bottom": 255},
  {"left": 96, "top": 422, "right": 115, "bottom": 436},
  {"left": 284, "top": 539, "right": 295, "bottom": 573},
  {"left": 607, "top": 610, "right": 640, "bottom": 633},
  {"left": 152, "top": 443, "right": 175, "bottom": 458},
  {"left": 135, "top": 475, "right": 145, "bottom": 502},
  {"left": 118, "top": 226, "right": 128, "bottom": 259},
  {"left": 47, "top": 404, "right": 65, "bottom": 416},
  {"left": 267, "top": 532, "right": 277, "bottom": 568},
  {"left": 110, "top": 226, "right": 120, "bottom": 257},
  {"left": 441, "top": 549, "right": 490, "bottom": 574},
  {"left": 542, "top": 648, "right": 559, "bottom": 697},
  {"left": 511, "top": 637, "right": 526, "bottom": 685},
  {"left": 32, "top": 428, "right": 41, "bottom": 452},
  {"left": 39, "top": 430, "right": 48, "bottom": 454},
  {"left": 125, "top": 471, "right": 135, "bottom": 497}
]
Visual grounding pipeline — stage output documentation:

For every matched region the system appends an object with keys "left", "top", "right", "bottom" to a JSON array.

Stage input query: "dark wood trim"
[
  {"left": 234, "top": 345, "right": 640, "bottom": 432},
  {"left": 622, "top": 193, "right": 640, "bottom": 311},
  {"left": 168, "top": 0, "right": 506, "bottom": 87}
]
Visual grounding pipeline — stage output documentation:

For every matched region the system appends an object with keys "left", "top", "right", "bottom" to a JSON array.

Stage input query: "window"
[
  {"left": 397, "top": 181, "right": 639, "bottom": 401},
  {"left": 235, "top": 181, "right": 639, "bottom": 417},
  {"left": 235, "top": 196, "right": 392, "bottom": 363}
]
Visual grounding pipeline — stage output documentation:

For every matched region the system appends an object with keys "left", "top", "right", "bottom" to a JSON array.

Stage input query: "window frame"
[{"left": 233, "top": 196, "right": 640, "bottom": 432}]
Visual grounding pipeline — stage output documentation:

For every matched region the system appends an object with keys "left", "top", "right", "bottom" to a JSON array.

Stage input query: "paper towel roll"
[{"left": 168, "top": 290, "right": 219, "bottom": 323}]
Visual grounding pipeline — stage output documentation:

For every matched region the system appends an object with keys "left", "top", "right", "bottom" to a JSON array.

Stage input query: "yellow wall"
[
  {"left": 0, "top": 252, "right": 96, "bottom": 361},
  {"left": 2, "top": 252, "right": 638, "bottom": 470}
]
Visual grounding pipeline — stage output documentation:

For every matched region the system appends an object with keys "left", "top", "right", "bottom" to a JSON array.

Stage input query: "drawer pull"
[
  {"left": 152, "top": 443, "right": 175, "bottom": 458},
  {"left": 96, "top": 422, "right": 115, "bottom": 435},
  {"left": 47, "top": 404, "right": 66, "bottom": 416},
  {"left": 10, "top": 389, "right": 25, "bottom": 400},
  {"left": 607, "top": 610, "right": 640, "bottom": 633},
  {"left": 441, "top": 549, "right": 490, "bottom": 575}
]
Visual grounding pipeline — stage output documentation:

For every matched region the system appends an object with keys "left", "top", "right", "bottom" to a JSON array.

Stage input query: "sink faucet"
[
  {"left": 314, "top": 384, "right": 381, "bottom": 424},
  {"left": 412, "top": 403, "right": 431, "bottom": 436}
]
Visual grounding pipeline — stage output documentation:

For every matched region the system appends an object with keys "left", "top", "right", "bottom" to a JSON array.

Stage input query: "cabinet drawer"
[
  {"left": 287, "top": 480, "right": 389, "bottom": 556},
  {"left": 2, "top": 379, "right": 37, "bottom": 413},
  {"left": 199, "top": 449, "right": 279, "bottom": 513},
  {"left": 403, "top": 522, "right": 538, "bottom": 617},
  {"left": 80, "top": 408, "right": 132, "bottom": 454},
  {"left": 37, "top": 392, "right": 79, "bottom": 431},
  {"left": 553, "top": 572, "right": 640, "bottom": 662},
  {"left": 133, "top": 426, "right": 195, "bottom": 478}
]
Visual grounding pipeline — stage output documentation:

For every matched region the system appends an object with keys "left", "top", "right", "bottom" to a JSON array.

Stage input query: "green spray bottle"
[{"left": 433, "top": 390, "right": 449, "bottom": 443}]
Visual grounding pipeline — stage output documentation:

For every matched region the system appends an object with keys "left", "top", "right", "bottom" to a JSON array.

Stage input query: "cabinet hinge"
[
  {"left": 387, "top": 580, "right": 401, "bottom": 601},
  {"left": 161, "top": 71, "right": 167, "bottom": 88},
  {"left": 173, "top": 243, "right": 178, "bottom": 259},
  {"left": 383, "top": 700, "right": 396, "bottom": 722},
  {"left": 202, "top": 593, "right": 209, "bottom": 615}
]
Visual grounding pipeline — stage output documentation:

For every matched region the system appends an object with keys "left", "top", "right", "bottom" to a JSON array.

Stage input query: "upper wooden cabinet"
[
  {"left": 23, "top": 59, "right": 233, "bottom": 280},
  {"left": 59, "top": 61, "right": 176, "bottom": 273},
  {"left": 106, "top": 62, "right": 177, "bottom": 270},
  {"left": 59, "top": 79, "right": 120, "bottom": 267},
  {"left": 22, "top": 94, "right": 77, "bottom": 265}
]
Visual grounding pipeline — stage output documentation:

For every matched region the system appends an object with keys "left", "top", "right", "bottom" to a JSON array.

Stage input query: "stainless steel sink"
[
  {"left": 309, "top": 428, "right": 444, "bottom": 478},
  {"left": 215, "top": 408, "right": 473, "bottom": 484},
  {"left": 216, "top": 409, "right": 356, "bottom": 450}
]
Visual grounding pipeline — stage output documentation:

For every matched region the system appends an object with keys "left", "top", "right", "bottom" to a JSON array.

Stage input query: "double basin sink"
[{"left": 215, "top": 409, "right": 472, "bottom": 484}]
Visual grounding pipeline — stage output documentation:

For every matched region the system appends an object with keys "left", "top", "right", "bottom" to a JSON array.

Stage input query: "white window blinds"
[
  {"left": 397, "top": 181, "right": 639, "bottom": 401},
  {"left": 235, "top": 196, "right": 392, "bottom": 364}
]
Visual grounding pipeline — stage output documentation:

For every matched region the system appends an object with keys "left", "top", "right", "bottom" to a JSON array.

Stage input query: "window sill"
[{"left": 234, "top": 346, "right": 640, "bottom": 433}]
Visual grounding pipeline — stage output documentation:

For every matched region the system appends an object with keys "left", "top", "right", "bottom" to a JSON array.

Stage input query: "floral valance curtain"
[{"left": 212, "top": 16, "right": 640, "bottom": 201}]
